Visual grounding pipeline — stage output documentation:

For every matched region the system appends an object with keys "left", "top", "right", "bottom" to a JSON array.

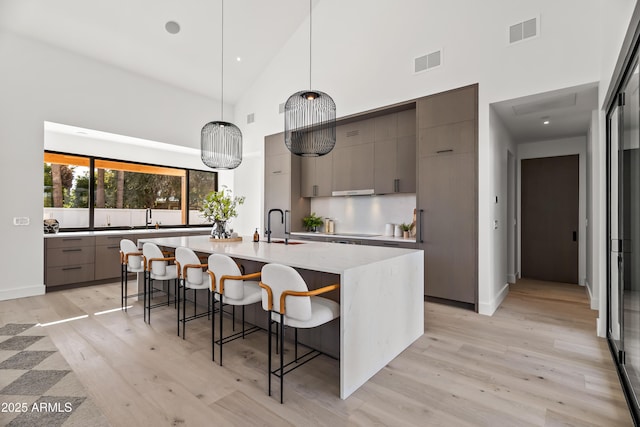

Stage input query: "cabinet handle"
[
  {"left": 313, "top": 185, "right": 318, "bottom": 197},
  {"left": 436, "top": 149, "right": 454, "bottom": 154},
  {"left": 108, "top": 245, "right": 120, "bottom": 249},
  {"left": 419, "top": 209, "right": 424, "bottom": 243},
  {"left": 62, "top": 248, "right": 82, "bottom": 252},
  {"left": 62, "top": 266, "right": 82, "bottom": 271},
  {"left": 383, "top": 242, "right": 399, "bottom": 247},
  {"left": 272, "top": 170, "right": 282, "bottom": 174},
  {"left": 394, "top": 179, "right": 400, "bottom": 193},
  {"left": 62, "top": 238, "right": 82, "bottom": 241},
  {"left": 284, "top": 210, "right": 290, "bottom": 238}
]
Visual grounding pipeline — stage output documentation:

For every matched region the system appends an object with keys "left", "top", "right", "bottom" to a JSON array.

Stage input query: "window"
[{"left": 44, "top": 152, "right": 217, "bottom": 230}]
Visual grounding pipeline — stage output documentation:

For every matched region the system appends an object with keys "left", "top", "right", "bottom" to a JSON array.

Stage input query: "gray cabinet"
[
  {"left": 332, "top": 143, "right": 375, "bottom": 192},
  {"left": 264, "top": 133, "right": 309, "bottom": 238},
  {"left": 301, "top": 152, "right": 333, "bottom": 197},
  {"left": 416, "top": 84, "right": 478, "bottom": 309},
  {"left": 45, "top": 236, "right": 95, "bottom": 287},
  {"left": 373, "top": 109, "right": 416, "bottom": 194},
  {"left": 95, "top": 234, "right": 128, "bottom": 281}
]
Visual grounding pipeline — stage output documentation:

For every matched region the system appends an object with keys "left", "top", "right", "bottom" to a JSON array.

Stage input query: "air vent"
[
  {"left": 247, "top": 113, "right": 255, "bottom": 124},
  {"left": 279, "top": 103, "right": 285, "bottom": 114},
  {"left": 414, "top": 50, "right": 442, "bottom": 73},
  {"left": 509, "top": 17, "right": 538, "bottom": 44},
  {"left": 346, "top": 130, "right": 359, "bottom": 137}
]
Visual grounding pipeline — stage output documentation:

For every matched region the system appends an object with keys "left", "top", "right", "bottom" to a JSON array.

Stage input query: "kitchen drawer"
[
  {"left": 418, "top": 120, "right": 475, "bottom": 157},
  {"left": 46, "top": 264, "right": 95, "bottom": 287},
  {"left": 46, "top": 246, "right": 95, "bottom": 267},
  {"left": 95, "top": 234, "right": 129, "bottom": 246},
  {"left": 95, "top": 244, "right": 122, "bottom": 280},
  {"left": 46, "top": 236, "right": 94, "bottom": 249}
]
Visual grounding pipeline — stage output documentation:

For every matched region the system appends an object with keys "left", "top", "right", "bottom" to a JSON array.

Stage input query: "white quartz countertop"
[
  {"left": 137, "top": 235, "right": 421, "bottom": 275},
  {"left": 44, "top": 227, "right": 210, "bottom": 238},
  {"left": 291, "top": 231, "right": 416, "bottom": 243}
]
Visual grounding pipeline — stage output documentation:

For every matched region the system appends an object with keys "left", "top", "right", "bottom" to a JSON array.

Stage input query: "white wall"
[
  {"left": 586, "top": 110, "right": 599, "bottom": 310},
  {"left": 310, "top": 194, "right": 416, "bottom": 236},
  {"left": 485, "top": 108, "right": 518, "bottom": 314},
  {"left": 0, "top": 30, "right": 232, "bottom": 300},
  {"left": 233, "top": 0, "right": 610, "bottom": 315}
]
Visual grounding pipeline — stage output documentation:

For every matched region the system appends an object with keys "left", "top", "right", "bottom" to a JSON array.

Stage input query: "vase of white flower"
[{"left": 200, "top": 186, "right": 245, "bottom": 239}]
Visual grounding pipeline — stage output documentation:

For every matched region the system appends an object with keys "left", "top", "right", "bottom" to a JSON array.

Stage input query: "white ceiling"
[
  {"left": 491, "top": 83, "right": 599, "bottom": 144},
  {"left": 2, "top": 0, "right": 598, "bottom": 145},
  {"left": 0, "top": 0, "right": 314, "bottom": 103}
]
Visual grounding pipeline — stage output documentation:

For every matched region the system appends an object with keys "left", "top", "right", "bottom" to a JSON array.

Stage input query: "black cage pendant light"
[
  {"left": 284, "top": 0, "right": 336, "bottom": 157},
  {"left": 201, "top": 0, "right": 242, "bottom": 169}
]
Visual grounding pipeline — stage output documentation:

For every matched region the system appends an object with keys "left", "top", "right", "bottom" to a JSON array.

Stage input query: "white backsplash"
[{"left": 310, "top": 193, "right": 416, "bottom": 235}]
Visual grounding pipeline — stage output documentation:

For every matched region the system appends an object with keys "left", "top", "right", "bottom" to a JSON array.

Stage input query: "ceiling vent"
[
  {"left": 279, "top": 103, "right": 285, "bottom": 114},
  {"left": 414, "top": 50, "right": 442, "bottom": 74},
  {"left": 509, "top": 17, "right": 538, "bottom": 44},
  {"left": 246, "top": 113, "right": 255, "bottom": 124}
]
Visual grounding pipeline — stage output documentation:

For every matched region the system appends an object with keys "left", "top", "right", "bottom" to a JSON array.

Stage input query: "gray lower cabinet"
[
  {"left": 416, "top": 84, "right": 478, "bottom": 309},
  {"left": 95, "top": 234, "right": 128, "bottom": 281},
  {"left": 45, "top": 236, "right": 95, "bottom": 287}
]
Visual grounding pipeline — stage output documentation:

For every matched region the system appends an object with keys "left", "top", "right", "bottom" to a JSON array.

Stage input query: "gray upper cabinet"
[
  {"left": 264, "top": 133, "right": 309, "bottom": 237},
  {"left": 332, "top": 143, "right": 375, "bottom": 192},
  {"left": 373, "top": 109, "right": 416, "bottom": 194},
  {"left": 301, "top": 152, "right": 333, "bottom": 197}
]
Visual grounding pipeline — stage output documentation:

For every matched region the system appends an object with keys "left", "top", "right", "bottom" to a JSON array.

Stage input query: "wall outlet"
[{"left": 13, "top": 217, "right": 30, "bottom": 226}]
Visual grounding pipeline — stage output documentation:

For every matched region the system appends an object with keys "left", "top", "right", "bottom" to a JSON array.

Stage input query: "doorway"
[{"left": 521, "top": 154, "right": 579, "bottom": 284}]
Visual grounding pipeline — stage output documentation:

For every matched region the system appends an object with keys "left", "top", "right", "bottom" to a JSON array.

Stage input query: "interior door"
[{"left": 521, "top": 155, "right": 579, "bottom": 284}]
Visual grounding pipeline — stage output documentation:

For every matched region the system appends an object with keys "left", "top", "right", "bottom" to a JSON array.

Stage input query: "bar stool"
[
  {"left": 175, "top": 247, "right": 211, "bottom": 339},
  {"left": 120, "top": 239, "right": 144, "bottom": 312},
  {"left": 208, "top": 254, "right": 262, "bottom": 365},
  {"left": 142, "top": 242, "right": 178, "bottom": 324},
  {"left": 259, "top": 263, "right": 340, "bottom": 403}
]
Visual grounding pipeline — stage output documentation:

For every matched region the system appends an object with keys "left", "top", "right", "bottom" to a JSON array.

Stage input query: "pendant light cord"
[
  {"left": 221, "top": 0, "right": 225, "bottom": 121},
  {"left": 309, "top": 0, "right": 312, "bottom": 90}
]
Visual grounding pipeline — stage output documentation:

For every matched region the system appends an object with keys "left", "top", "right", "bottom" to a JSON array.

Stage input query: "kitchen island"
[{"left": 138, "top": 235, "right": 424, "bottom": 399}]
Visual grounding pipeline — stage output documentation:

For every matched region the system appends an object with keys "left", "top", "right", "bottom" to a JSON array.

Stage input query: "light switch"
[
  {"left": 493, "top": 220, "right": 498, "bottom": 229},
  {"left": 13, "top": 217, "right": 30, "bottom": 226}
]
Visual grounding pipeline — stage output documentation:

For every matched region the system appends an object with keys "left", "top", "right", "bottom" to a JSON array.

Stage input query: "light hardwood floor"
[{"left": 0, "top": 279, "right": 632, "bottom": 426}]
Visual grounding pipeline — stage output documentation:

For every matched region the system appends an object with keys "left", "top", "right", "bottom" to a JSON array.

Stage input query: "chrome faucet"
[
  {"left": 145, "top": 208, "right": 152, "bottom": 229},
  {"left": 267, "top": 208, "right": 283, "bottom": 243}
]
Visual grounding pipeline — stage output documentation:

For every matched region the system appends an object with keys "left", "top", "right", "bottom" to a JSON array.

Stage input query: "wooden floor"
[{"left": 0, "top": 279, "right": 632, "bottom": 426}]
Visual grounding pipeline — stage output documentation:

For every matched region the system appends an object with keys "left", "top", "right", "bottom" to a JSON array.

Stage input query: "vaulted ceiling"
[{"left": 0, "top": 0, "right": 314, "bottom": 103}]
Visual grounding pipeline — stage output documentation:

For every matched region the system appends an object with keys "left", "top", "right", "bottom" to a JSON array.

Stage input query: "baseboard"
[
  {"left": 507, "top": 274, "right": 517, "bottom": 284},
  {"left": 0, "top": 284, "right": 46, "bottom": 301},
  {"left": 586, "top": 282, "right": 599, "bottom": 310},
  {"left": 478, "top": 282, "right": 510, "bottom": 316}
]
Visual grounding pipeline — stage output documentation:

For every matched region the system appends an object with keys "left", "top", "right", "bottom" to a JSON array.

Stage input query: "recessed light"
[
  {"left": 165, "top": 21, "right": 180, "bottom": 35},
  {"left": 542, "top": 116, "right": 550, "bottom": 125},
  {"left": 236, "top": 57, "right": 242, "bottom": 62}
]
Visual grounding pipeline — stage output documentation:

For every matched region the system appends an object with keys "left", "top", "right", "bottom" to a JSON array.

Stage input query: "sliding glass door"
[{"left": 608, "top": 55, "right": 640, "bottom": 419}]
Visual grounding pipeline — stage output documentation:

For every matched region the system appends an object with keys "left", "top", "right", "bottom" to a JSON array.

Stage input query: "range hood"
[{"left": 331, "top": 189, "right": 375, "bottom": 196}]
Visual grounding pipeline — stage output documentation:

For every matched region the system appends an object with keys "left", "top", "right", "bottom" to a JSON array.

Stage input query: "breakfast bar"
[{"left": 137, "top": 235, "right": 424, "bottom": 399}]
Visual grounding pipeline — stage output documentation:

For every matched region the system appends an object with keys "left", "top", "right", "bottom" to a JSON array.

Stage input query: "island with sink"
[{"left": 137, "top": 234, "right": 424, "bottom": 399}]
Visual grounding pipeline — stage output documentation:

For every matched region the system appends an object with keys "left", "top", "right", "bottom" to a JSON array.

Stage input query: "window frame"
[{"left": 44, "top": 150, "right": 217, "bottom": 231}]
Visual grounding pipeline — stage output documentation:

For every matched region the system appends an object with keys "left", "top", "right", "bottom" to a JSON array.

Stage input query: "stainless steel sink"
[{"left": 271, "top": 240, "right": 305, "bottom": 245}]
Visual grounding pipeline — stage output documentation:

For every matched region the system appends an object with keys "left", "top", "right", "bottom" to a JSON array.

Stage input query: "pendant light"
[
  {"left": 201, "top": 0, "right": 242, "bottom": 169},
  {"left": 284, "top": 0, "right": 336, "bottom": 157}
]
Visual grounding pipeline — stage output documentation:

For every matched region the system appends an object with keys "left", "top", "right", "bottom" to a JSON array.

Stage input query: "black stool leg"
[
  {"left": 280, "top": 314, "right": 284, "bottom": 404},
  {"left": 219, "top": 298, "right": 224, "bottom": 366},
  {"left": 212, "top": 293, "right": 216, "bottom": 362},
  {"left": 267, "top": 313, "right": 272, "bottom": 397}
]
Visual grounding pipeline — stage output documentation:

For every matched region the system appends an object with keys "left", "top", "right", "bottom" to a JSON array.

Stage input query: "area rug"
[{"left": 0, "top": 323, "right": 109, "bottom": 426}]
